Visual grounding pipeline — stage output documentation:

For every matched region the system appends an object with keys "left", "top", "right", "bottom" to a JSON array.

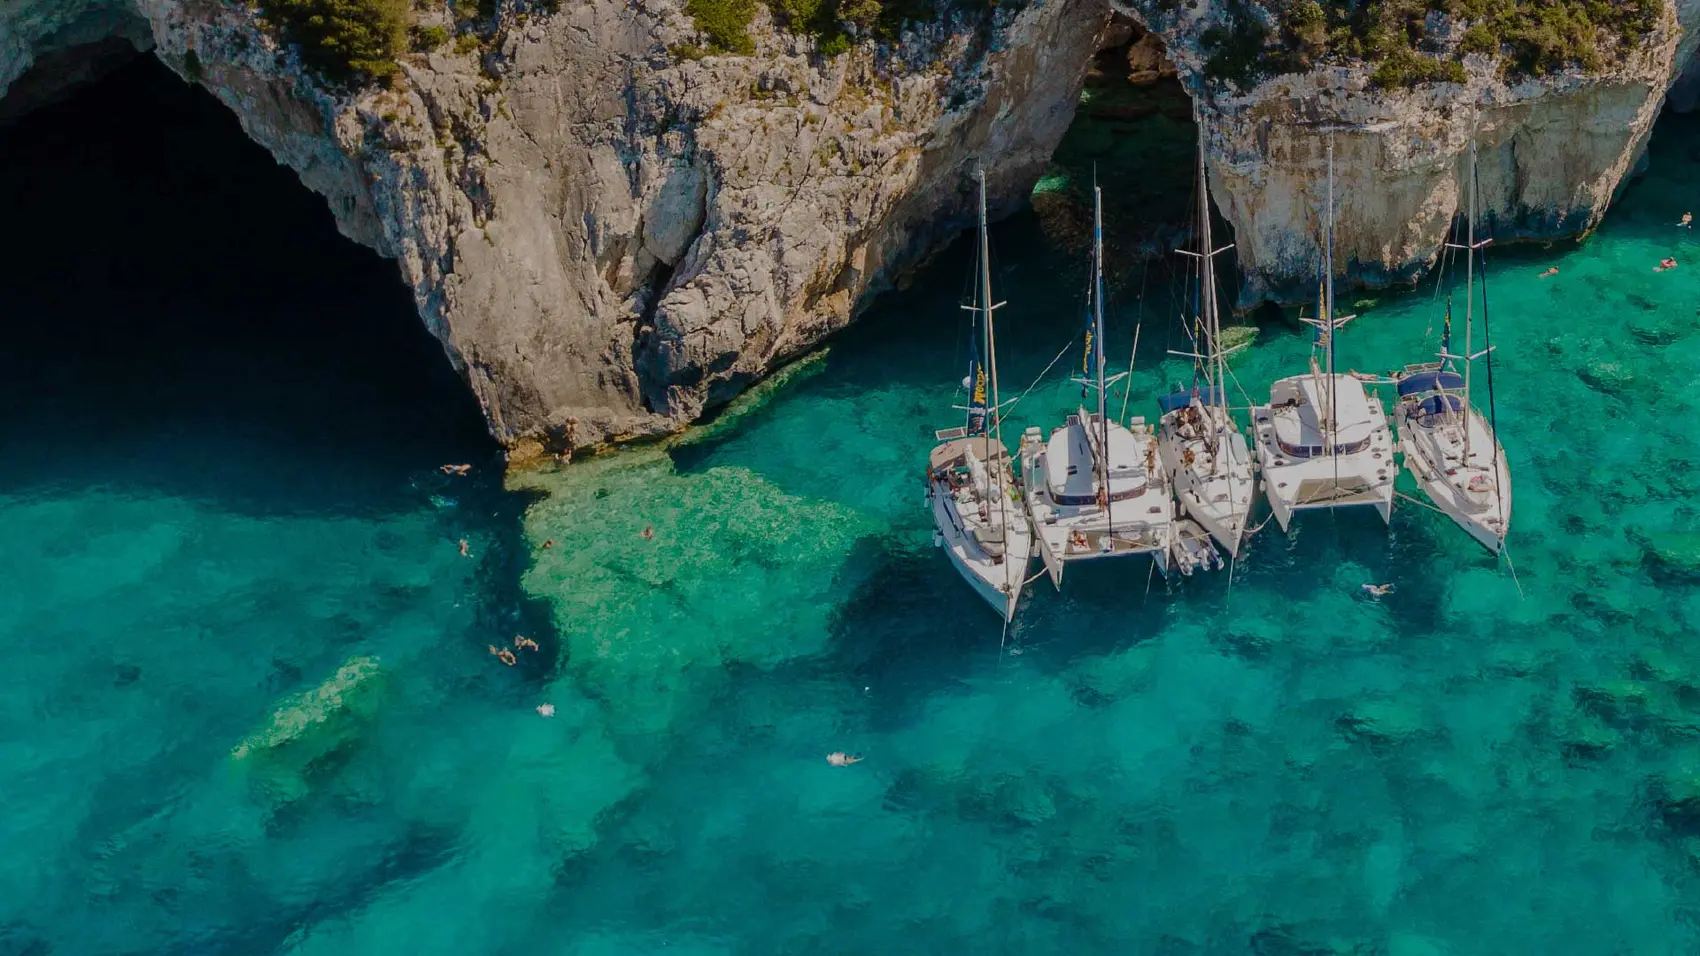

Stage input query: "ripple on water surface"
[{"left": 9, "top": 62, "right": 1700, "bottom": 953}]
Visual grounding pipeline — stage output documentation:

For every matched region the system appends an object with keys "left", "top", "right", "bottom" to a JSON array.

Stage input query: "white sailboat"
[
  {"left": 925, "top": 170, "right": 1033, "bottom": 621},
  {"left": 1157, "top": 126, "right": 1256, "bottom": 562},
  {"left": 1393, "top": 140, "right": 1512, "bottom": 554},
  {"left": 1251, "top": 143, "right": 1397, "bottom": 530},
  {"left": 1019, "top": 184, "right": 1173, "bottom": 586}
]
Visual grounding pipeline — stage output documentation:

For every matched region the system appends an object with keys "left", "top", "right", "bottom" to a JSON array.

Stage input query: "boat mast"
[
  {"left": 1196, "top": 128, "right": 1225, "bottom": 466},
  {"left": 1093, "top": 183, "right": 1113, "bottom": 532},
  {"left": 1323, "top": 141, "right": 1337, "bottom": 455},
  {"left": 1462, "top": 140, "right": 1477, "bottom": 460},
  {"left": 977, "top": 171, "right": 1008, "bottom": 541}
]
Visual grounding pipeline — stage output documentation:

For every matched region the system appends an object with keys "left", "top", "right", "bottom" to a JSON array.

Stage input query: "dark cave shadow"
[{"left": 0, "top": 56, "right": 494, "bottom": 519}]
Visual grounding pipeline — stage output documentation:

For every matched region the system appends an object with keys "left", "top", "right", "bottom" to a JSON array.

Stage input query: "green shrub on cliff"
[
  {"left": 685, "top": 0, "right": 758, "bottom": 54},
  {"left": 257, "top": 0, "right": 410, "bottom": 83},
  {"left": 682, "top": 0, "right": 945, "bottom": 59},
  {"left": 1197, "top": 0, "right": 1662, "bottom": 92}
]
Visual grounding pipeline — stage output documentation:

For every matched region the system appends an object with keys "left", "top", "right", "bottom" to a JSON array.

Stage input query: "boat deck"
[{"left": 1042, "top": 524, "right": 1165, "bottom": 561}]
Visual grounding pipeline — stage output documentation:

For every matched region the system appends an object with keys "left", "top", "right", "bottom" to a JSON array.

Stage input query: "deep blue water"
[{"left": 10, "top": 57, "right": 1700, "bottom": 955}]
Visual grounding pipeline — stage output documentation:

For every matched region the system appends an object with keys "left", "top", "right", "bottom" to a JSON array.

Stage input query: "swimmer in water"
[
  {"left": 1681, "top": 212, "right": 1693, "bottom": 229},
  {"left": 1658, "top": 257, "right": 1679, "bottom": 272},
  {"left": 826, "top": 752, "right": 863, "bottom": 766},
  {"left": 641, "top": 525, "right": 655, "bottom": 540},
  {"left": 537, "top": 703, "right": 556, "bottom": 717},
  {"left": 542, "top": 539, "right": 554, "bottom": 550},
  {"left": 440, "top": 464, "right": 472, "bottom": 476},
  {"left": 1361, "top": 583, "right": 1394, "bottom": 598},
  {"left": 458, "top": 539, "right": 470, "bottom": 557},
  {"left": 514, "top": 635, "right": 540, "bottom": 652},
  {"left": 1540, "top": 266, "right": 1558, "bottom": 277},
  {"left": 489, "top": 645, "right": 517, "bottom": 666}
]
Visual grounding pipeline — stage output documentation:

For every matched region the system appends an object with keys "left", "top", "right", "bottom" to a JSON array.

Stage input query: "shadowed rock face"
[{"left": 1, "top": 0, "right": 1696, "bottom": 451}]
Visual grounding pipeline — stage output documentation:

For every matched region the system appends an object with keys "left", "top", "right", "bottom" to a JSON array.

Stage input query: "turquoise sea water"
[{"left": 10, "top": 61, "right": 1700, "bottom": 954}]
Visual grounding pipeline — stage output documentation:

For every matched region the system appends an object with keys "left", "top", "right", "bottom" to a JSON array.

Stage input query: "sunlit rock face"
[{"left": 2, "top": 0, "right": 1696, "bottom": 449}]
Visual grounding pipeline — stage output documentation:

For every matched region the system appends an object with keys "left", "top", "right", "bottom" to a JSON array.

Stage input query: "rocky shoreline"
[{"left": 3, "top": 0, "right": 1697, "bottom": 454}]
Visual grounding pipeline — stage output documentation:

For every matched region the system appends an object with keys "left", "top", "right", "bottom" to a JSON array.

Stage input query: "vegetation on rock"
[
  {"left": 1199, "top": 0, "right": 1663, "bottom": 92},
  {"left": 256, "top": 0, "right": 410, "bottom": 83},
  {"left": 413, "top": 24, "right": 451, "bottom": 49},
  {"left": 682, "top": 0, "right": 949, "bottom": 57}
]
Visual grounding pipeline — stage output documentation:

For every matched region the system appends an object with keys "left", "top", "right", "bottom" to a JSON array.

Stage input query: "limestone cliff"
[
  {"left": 1, "top": 0, "right": 1697, "bottom": 451},
  {"left": 1147, "top": 0, "right": 1700, "bottom": 304}
]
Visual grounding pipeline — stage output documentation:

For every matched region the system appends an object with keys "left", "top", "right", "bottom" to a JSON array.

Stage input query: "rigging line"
[
  {"left": 1394, "top": 489, "right": 1448, "bottom": 515},
  {"left": 1120, "top": 257, "right": 1152, "bottom": 425},
  {"left": 1472, "top": 154, "right": 1507, "bottom": 529},
  {"left": 1003, "top": 330, "right": 1080, "bottom": 420},
  {"left": 976, "top": 174, "right": 1018, "bottom": 618}
]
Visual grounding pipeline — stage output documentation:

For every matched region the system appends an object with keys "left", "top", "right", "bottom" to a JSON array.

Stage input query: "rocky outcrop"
[
  {"left": 1, "top": 0, "right": 1698, "bottom": 449},
  {"left": 1142, "top": 0, "right": 1700, "bottom": 304},
  {"left": 1, "top": 0, "right": 1118, "bottom": 451}
]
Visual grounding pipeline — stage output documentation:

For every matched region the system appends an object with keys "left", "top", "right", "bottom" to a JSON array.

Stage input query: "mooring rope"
[{"left": 1502, "top": 545, "right": 1526, "bottom": 600}]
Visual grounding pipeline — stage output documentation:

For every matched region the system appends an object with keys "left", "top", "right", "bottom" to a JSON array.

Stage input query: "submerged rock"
[
  {"left": 1638, "top": 530, "right": 1700, "bottom": 581},
  {"left": 231, "top": 655, "right": 383, "bottom": 760},
  {"left": 1336, "top": 698, "right": 1428, "bottom": 747}
]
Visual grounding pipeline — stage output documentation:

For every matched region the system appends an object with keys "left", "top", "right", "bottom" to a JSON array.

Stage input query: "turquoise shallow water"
[{"left": 11, "top": 61, "right": 1700, "bottom": 954}]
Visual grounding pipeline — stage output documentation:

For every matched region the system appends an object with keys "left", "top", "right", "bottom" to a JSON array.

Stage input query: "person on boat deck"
[{"left": 1070, "top": 529, "right": 1089, "bottom": 551}]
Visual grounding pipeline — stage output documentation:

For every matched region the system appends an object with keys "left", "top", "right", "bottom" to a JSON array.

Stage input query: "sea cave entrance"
[
  {"left": 1033, "top": 16, "right": 1200, "bottom": 272},
  {"left": 0, "top": 55, "right": 490, "bottom": 498}
]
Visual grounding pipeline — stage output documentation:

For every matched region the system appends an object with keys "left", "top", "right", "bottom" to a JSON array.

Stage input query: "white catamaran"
[
  {"left": 1393, "top": 140, "right": 1512, "bottom": 554},
  {"left": 1019, "top": 184, "right": 1174, "bottom": 586},
  {"left": 1251, "top": 143, "right": 1397, "bottom": 530},
  {"left": 926, "top": 170, "right": 1033, "bottom": 621},
  {"left": 1157, "top": 128, "right": 1255, "bottom": 563}
]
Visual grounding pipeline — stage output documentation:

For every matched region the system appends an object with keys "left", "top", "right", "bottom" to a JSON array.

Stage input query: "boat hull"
[
  {"left": 1394, "top": 404, "right": 1511, "bottom": 555},
  {"left": 1251, "top": 381, "right": 1397, "bottom": 532},
  {"left": 1019, "top": 424, "right": 1172, "bottom": 588},
  {"left": 930, "top": 480, "right": 1031, "bottom": 621},
  {"left": 1157, "top": 407, "right": 1255, "bottom": 558}
]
